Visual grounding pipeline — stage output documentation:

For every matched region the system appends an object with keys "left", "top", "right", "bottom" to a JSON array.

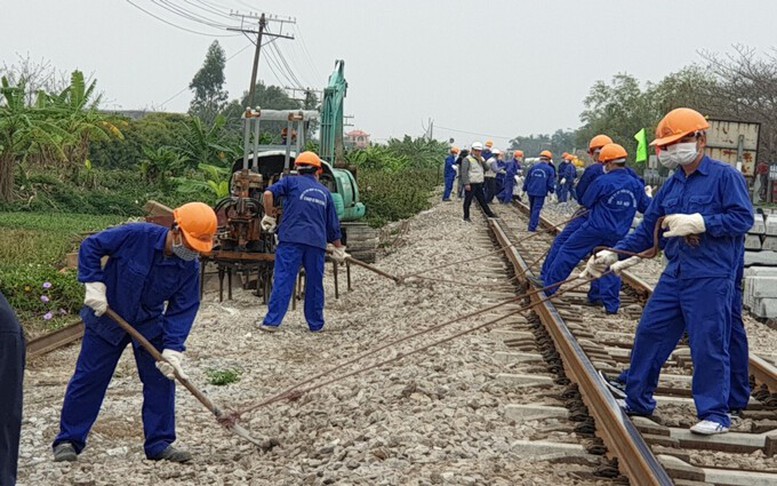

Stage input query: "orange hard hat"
[
  {"left": 651, "top": 107, "right": 709, "bottom": 147},
  {"left": 451, "top": 146, "right": 460, "bottom": 154},
  {"left": 295, "top": 151, "right": 322, "bottom": 168},
  {"left": 485, "top": 140, "right": 494, "bottom": 147},
  {"left": 598, "top": 143, "right": 628, "bottom": 163},
  {"left": 588, "top": 134, "right": 613, "bottom": 152},
  {"left": 173, "top": 202, "right": 218, "bottom": 253},
  {"left": 514, "top": 150, "right": 524, "bottom": 158},
  {"left": 540, "top": 150, "right": 553, "bottom": 159}
]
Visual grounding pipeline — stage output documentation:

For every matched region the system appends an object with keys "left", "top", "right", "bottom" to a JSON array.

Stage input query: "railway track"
[{"left": 490, "top": 201, "right": 777, "bottom": 485}]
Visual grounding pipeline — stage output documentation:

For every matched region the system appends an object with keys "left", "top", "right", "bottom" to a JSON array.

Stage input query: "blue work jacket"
[
  {"left": 615, "top": 156, "right": 754, "bottom": 279},
  {"left": 269, "top": 174, "right": 342, "bottom": 250},
  {"left": 575, "top": 164, "right": 604, "bottom": 200},
  {"left": 559, "top": 162, "right": 576, "bottom": 183},
  {"left": 505, "top": 159, "right": 522, "bottom": 178},
  {"left": 444, "top": 155, "right": 457, "bottom": 178},
  {"left": 78, "top": 223, "right": 200, "bottom": 352},
  {"left": 523, "top": 162, "right": 555, "bottom": 197},
  {"left": 580, "top": 168, "right": 651, "bottom": 237}
]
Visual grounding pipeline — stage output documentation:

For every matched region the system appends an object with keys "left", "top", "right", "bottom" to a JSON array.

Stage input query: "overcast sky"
[{"left": 2, "top": 1, "right": 776, "bottom": 146}]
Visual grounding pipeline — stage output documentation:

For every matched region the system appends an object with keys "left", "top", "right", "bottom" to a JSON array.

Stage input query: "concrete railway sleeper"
[{"left": 498, "top": 201, "right": 777, "bottom": 485}]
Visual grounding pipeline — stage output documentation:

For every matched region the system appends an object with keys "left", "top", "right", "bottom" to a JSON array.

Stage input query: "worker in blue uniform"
[
  {"left": 259, "top": 151, "right": 347, "bottom": 333},
  {"left": 481, "top": 140, "right": 494, "bottom": 165},
  {"left": 540, "top": 144, "right": 650, "bottom": 312},
  {"left": 541, "top": 135, "right": 612, "bottom": 287},
  {"left": 603, "top": 237, "right": 750, "bottom": 421},
  {"left": 557, "top": 154, "right": 577, "bottom": 203},
  {"left": 1, "top": 291, "right": 24, "bottom": 484},
  {"left": 494, "top": 151, "right": 508, "bottom": 202},
  {"left": 499, "top": 150, "right": 523, "bottom": 204},
  {"left": 442, "top": 147, "right": 460, "bottom": 201},
  {"left": 53, "top": 202, "right": 219, "bottom": 463},
  {"left": 522, "top": 150, "right": 556, "bottom": 231},
  {"left": 587, "top": 108, "right": 754, "bottom": 435}
]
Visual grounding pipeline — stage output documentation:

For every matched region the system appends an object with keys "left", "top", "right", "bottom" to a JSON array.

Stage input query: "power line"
[
  {"left": 158, "top": 42, "right": 253, "bottom": 108},
  {"left": 269, "top": 41, "right": 305, "bottom": 89},
  {"left": 185, "top": 0, "right": 235, "bottom": 21},
  {"left": 151, "top": 0, "right": 234, "bottom": 29},
  {"left": 294, "top": 23, "right": 323, "bottom": 80},
  {"left": 125, "top": 0, "right": 238, "bottom": 37}
]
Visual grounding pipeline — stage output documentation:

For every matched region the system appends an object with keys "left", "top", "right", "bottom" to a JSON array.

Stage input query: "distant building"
[{"left": 345, "top": 130, "right": 371, "bottom": 150}]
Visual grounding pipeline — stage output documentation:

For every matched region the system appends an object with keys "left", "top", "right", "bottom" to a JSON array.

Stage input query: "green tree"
[
  {"left": 221, "top": 82, "right": 303, "bottom": 141},
  {"left": 189, "top": 41, "right": 228, "bottom": 125},
  {"left": 177, "top": 115, "right": 239, "bottom": 169}
]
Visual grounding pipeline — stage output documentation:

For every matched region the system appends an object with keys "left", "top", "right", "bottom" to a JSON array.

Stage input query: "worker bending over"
[
  {"left": 537, "top": 144, "right": 650, "bottom": 313},
  {"left": 587, "top": 108, "right": 753, "bottom": 435},
  {"left": 522, "top": 150, "right": 555, "bottom": 231},
  {"left": 53, "top": 202, "right": 218, "bottom": 463},
  {"left": 259, "top": 151, "right": 347, "bottom": 333}
]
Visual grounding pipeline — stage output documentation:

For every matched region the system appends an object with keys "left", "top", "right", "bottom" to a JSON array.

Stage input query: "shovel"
[{"left": 104, "top": 308, "right": 263, "bottom": 447}]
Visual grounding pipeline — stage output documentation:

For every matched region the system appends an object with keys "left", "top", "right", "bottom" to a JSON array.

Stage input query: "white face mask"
[
  {"left": 172, "top": 234, "right": 199, "bottom": 261},
  {"left": 667, "top": 142, "right": 699, "bottom": 166},
  {"left": 658, "top": 150, "right": 678, "bottom": 170}
]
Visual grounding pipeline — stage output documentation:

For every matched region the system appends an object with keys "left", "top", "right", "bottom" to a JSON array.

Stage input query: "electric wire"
[{"left": 126, "top": 0, "right": 238, "bottom": 37}]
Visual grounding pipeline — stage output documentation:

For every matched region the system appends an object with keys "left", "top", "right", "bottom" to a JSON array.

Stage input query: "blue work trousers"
[
  {"left": 1, "top": 300, "right": 24, "bottom": 485},
  {"left": 528, "top": 196, "right": 545, "bottom": 231},
  {"left": 54, "top": 327, "right": 175, "bottom": 458},
  {"left": 484, "top": 177, "right": 498, "bottom": 203},
  {"left": 542, "top": 226, "right": 620, "bottom": 312},
  {"left": 541, "top": 216, "right": 586, "bottom": 278},
  {"left": 264, "top": 242, "right": 326, "bottom": 331},
  {"left": 557, "top": 184, "right": 568, "bottom": 202},
  {"left": 499, "top": 178, "right": 515, "bottom": 204},
  {"left": 626, "top": 275, "right": 732, "bottom": 426},
  {"left": 443, "top": 174, "right": 455, "bottom": 200}
]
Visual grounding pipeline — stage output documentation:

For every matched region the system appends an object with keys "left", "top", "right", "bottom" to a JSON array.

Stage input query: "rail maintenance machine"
[{"left": 204, "top": 60, "right": 378, "bottom": 302}]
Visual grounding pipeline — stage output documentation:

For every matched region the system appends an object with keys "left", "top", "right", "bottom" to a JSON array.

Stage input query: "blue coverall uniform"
[
  {"left": 557, "top": 162, "right": 577, "bottom": 203},
  {"left": 499, "top": 159, "right": 521, "bottom": 204},
  {"left": 263, "top": 174, "right": 342, "bottom": 331},
  {"left": 1, "top": 291, "right": 24, "bottom": 485},
  {"left": 443, "top": 154, "right": 457, "bottom": 201},
  {"left": 494, "top": 159, "right": 507, "bottom": 200},
  {"left": 614, "top": 156, "right": 753, "bottom": 426},
  {"left": 617, "top": 238, "right": 751, "bottom": 412},
  {"left": 523, "top": 162, "right": 555, "bottom": 231},
  {"left": 542, "top": 164, "right": 644, "bottom": 283},
  {"left": 54, "top": 223, "right": 201, "bottom": 459},
  {"left": 542, "top": 168, "right": 651, "bottom": 312}
]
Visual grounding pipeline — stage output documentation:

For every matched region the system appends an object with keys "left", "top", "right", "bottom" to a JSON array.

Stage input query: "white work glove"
[
  {"left": 610, "top": 256, "right": 640, "bottom": 275},
  {"left": 84, "top": 282, "right": 108, "bottom": 317},
  {"left": 581, "top": 250, "right": 618, "bottom": 279},
  {"left": 514, "top": 175, "right": 521, "bottom": 184},
  {"left": 155, "top": 349, "right": 188, "bottom": 381},
  {"left": 551, "top": 193, "right": 558, "bottom": 203},
  {"left": 261, "top": 215, "right": 277, "bottom": 232},
  {"left": 331, "top": 245, "right": 350, "bottom": 263},
  {"left": 452, "top": 165, "right": 459, "bottom": 173},
  {"left": 644, "top": 185, "right": 653, "bottom": 198},
  {"left": 560, "top": 178, "right": 566, "bottom": 185},
  {"left": 662, "top": 213, "right": 705, "bottom": 238}
]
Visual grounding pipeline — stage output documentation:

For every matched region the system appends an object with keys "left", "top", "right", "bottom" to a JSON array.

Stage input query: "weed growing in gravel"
[{"left": 206, "top": 368, "right": 242, "bottom": 386}]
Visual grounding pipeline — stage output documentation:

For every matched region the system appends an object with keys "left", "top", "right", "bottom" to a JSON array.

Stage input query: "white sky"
[{"left": 2, "top": 0, "right": 776, "bottom": 146}]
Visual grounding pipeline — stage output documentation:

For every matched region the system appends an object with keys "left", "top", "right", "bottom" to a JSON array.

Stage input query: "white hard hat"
[
  {"left": 492, "top": 149, "right": 502, "bottom": 155},
  {"left": 471, "top": 142, "right": 483, "bottom": 150}
]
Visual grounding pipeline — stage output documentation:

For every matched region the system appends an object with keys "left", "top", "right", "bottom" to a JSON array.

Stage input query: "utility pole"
[{"left": 228, "top": 12, "right": 295, "bottom": 108}]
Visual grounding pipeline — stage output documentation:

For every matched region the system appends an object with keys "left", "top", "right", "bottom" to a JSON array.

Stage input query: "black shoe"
[
  {"left": 527, "top": 276, "right": 544, "bottom": 287},
  {"left": 151, "top": 445, "right": 193, "bottom": 463},
  {"left": 463, "top": 217, "right": 472, "bottom": 222},
  {"left": 53, "top": 442, "right": 78, "bottom": 462},
  {"left": 599, "top": 370, "right": 627, "bottom": 399}
]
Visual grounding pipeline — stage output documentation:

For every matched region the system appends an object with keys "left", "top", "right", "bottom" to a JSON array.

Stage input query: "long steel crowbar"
[{"left": 104, "top": 308, "right": 263, "bottom": 447}]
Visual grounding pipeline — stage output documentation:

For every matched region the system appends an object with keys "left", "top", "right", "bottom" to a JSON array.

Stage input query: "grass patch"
[
  {"left": 0, "top": 212, "right": 125, "bottom": 332},
  {"left": 206, "top": 368, "right": 242, "bottom": 386}
]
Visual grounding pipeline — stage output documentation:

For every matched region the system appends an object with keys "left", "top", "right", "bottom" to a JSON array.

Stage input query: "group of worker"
[
  {"left": 44, "top": 151, "right": 347, "bottom": 467},
  {"left": 534, "top": 108, "right": 752, "bottom": 436}
]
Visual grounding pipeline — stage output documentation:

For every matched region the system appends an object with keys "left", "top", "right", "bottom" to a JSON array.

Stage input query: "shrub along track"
[{"left": 496, "top": 201, "right": 777, "bottom": 485}]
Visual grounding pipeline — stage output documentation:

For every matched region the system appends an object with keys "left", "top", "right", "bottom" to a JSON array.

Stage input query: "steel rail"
[
  {"left": 27, "top": 321, "right": 84, "bottom": 360},
  {"left": 489, "top": 218, "right": 673, "bottom": 485},
  {"left": 513, "top": 201, "right": 777, "bottom": 397}
]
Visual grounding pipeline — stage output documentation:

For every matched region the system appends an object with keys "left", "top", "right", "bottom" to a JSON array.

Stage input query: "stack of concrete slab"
[{"left": 744, "top": 209, "right": 777, "bottom": 318}]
